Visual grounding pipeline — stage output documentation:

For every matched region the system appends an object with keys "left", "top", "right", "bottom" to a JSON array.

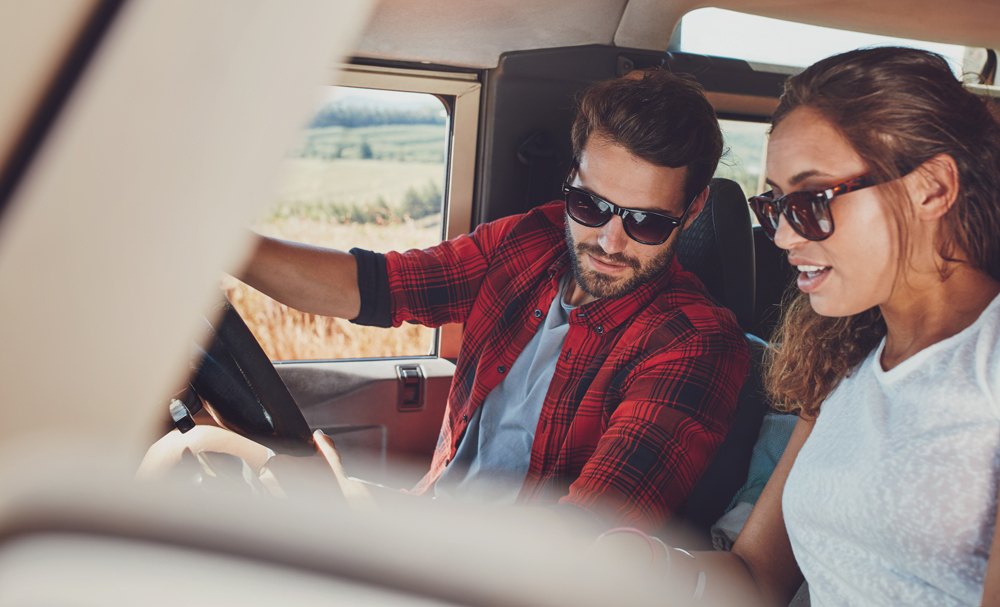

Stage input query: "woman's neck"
[{"left": 880, "top": 264, "right": 1000, "bottom": 370}]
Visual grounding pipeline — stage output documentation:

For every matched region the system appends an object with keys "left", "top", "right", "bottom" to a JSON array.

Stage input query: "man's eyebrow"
[
  {"left": 571, "top": 182, "right": 612, "bottom": 203},
  {"left": 765, "top": 169, "right": 831, "bottom": 190}
]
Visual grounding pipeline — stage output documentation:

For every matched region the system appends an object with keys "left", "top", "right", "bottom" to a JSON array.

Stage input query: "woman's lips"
[{"left": 796, "top": 264, "right": 832, "bottom": 293}]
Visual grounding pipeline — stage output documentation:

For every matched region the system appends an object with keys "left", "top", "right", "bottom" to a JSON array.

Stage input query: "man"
[{"left": 165, "top": 69, "right": 749, "bottom": 533}]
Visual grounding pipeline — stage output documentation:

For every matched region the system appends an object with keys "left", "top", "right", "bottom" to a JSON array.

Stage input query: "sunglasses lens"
[
  {"left": 749, "top": 196, "right": 780, "bottom": 239},
  {"left": 623, "top": 211, "right": 675, "bottom": 244},
  {"left": 566, "top": 190, "right": 611, "bottom": 227},
  {"left": 750, "top": 191, "right": 834, "bottom": 241},
  {"left": 565, "top": 186, "right": 679, "bottom": 245},
  {"left": 786, "top": 192, "right": 833, "bottom": 240}
]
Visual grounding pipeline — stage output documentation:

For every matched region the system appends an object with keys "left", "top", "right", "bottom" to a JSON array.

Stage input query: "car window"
[
  {"left": 225, "top": 67, "right": 481, "bottom": 362},
  {"left": 714, "top": 119, "right": 769, "bottom": 224},
  {"left": 678, "top": 7, "right": 970, "bottom": 73}
]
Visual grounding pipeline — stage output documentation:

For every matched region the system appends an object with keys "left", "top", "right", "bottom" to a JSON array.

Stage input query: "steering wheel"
[{"left": 173, "top": 299, "right": 316, "bottom": 457}]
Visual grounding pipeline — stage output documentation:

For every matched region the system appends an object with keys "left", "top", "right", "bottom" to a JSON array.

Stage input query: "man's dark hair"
[{"left": 571, "top": 68, "right": 723, "bottom": 206}]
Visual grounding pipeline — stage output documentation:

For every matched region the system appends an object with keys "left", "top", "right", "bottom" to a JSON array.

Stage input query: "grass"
[
  {"left": 250, "top": 213, "right": 443, "bottom": 252},
  {"left": 275, "top": 158, "right": 444, "bottom": 210},
  {"left": 292, "top": 124, "right": 447, "bottom": 163}
]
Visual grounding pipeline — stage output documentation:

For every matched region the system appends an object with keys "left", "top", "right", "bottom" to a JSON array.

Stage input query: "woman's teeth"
[{"left": 797, "top": 265, "right": 829, "bottom": 277}]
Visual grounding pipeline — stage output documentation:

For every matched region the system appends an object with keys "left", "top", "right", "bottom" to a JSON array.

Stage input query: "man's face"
[{"left": 565, "top": 138, "right": 700, "bottom": 303}]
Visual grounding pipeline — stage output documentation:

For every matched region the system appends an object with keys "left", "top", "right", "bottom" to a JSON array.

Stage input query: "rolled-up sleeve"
[{"left": 369, "top": 214, "right": 522, "bottom": 329}]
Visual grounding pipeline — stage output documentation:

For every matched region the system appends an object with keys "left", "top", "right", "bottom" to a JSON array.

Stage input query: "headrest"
[{"left": 676, "top": 178, "right": 756, "bottom": 331}]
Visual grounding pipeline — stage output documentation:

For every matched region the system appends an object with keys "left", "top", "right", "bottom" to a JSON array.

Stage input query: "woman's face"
[{"left": 766, "top": 107, "right": 899, "bottom": 317}]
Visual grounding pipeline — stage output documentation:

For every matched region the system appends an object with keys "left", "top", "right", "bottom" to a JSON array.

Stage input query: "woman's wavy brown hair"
[{"left": 765, "top": 47, "right": 1000, "bottom": 418}]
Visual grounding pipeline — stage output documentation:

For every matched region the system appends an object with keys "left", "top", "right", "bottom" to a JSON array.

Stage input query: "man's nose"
[
  {"left": 597, "top": 215, "right": 629, "bottom": 254},
  {"left": 772, "top": 214, "right": 807, "bottom": 251}
]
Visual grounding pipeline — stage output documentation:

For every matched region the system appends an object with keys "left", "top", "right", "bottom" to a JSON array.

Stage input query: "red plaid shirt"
[{"left": 353, "top": 201, "right": 749, "bottom": 531}]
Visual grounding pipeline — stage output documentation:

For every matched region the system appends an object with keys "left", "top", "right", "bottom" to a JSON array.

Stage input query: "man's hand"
[
  {"left": 256, "top": 430, "right": 377, "bottom": 512},
  {"left": 312, "top": 429, "right": 377, "bottom": 511}
]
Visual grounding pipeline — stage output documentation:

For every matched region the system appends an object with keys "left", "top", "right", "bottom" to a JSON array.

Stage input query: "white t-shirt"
[{"left": 783, "top": 293, "right": 1000, "bottom": 607}]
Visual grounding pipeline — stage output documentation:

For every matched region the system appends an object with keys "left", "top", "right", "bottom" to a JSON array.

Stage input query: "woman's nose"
[{"left": 772, "top": 214, "right": 807, "bottom": 251}]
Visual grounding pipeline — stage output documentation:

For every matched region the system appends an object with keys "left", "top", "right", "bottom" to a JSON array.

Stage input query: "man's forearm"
[{"left": 237, "top": 234, "right": 361, "bottom": 319}]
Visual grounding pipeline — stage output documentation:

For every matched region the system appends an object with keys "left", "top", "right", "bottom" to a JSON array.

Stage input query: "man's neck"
[{"left": 564, "top": 278, "right": 598, "bottom": 307}]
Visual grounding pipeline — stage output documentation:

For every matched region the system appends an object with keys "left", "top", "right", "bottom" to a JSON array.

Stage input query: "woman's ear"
[{"left": 908, "top": 153, "right": 960, "bottom": 221}]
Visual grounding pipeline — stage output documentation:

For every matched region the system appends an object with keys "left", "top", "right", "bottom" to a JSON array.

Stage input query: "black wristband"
[{"left": 349, "top": 248, "right": 392, "bottom": 328}]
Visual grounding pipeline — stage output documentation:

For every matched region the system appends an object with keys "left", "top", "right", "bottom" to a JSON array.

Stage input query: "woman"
[{"left": 594, "top": 47, "right": 1000, "bottom": 606}]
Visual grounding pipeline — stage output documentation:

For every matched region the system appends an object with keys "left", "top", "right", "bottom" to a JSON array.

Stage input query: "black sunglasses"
[
  {"left": 748, "top": 174, "right": 875, "bottom": 241},
  {"left": 563, "top": 184, "right": 686, "bottom": 245}
]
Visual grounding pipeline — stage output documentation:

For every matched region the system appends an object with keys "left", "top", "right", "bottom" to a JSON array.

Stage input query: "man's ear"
[
  {"left": 566, "top": 165, "right": 578, "bottom": 183},
  {"left": 682, "top": 186, "right": 710, "bottom": 230},
  {"left": 908, "top": 153, "right": 960, "bottom": 222}
]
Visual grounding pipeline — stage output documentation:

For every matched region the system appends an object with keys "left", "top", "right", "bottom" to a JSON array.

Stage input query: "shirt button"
[
  {"left": 596, "top": 325, "right": 604, "bottom": 334},
  {"left": 578, "top": 311, "right": 586, "bottom": 318},
  {"left": 534, "top": 309, "right": 542, "bottom": 318},
  {"left": 463, "top": 414, "right": 468, "bottom": 422},
  {"left": 445, "top": 458, "right": 450, "bottom": 466},
  {"left": 498, "top": 365, "right": 506, "bottom": 374}
]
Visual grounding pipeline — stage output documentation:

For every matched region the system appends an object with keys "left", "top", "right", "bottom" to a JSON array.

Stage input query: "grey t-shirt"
[{"left": 433, "top": 274, "right": 576, "bottom": 504}]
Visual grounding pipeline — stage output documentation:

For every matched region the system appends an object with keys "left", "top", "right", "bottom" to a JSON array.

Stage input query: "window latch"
[{"left": 396, "top": 364, "right": 424, "bottom": 411}]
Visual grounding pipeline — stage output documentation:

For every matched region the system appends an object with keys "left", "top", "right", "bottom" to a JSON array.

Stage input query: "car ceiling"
[{"left": 355, "top": 0, "right": 1000, "bottom": 69}]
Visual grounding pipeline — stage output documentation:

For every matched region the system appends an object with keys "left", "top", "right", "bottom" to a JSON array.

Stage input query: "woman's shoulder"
[
  {"left": 970, "top": 293, "right": 1000, "bottom": 369},
  {"left": 888, "top": 292, "right": 1000, "bottom": 379},
  {"left": 943, "top": 292, "right": 1000, "bottom": 417}
]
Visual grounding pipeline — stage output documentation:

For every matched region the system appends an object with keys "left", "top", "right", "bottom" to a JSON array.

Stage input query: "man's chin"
[{"left": 576, "top": 270, "right": 636, "bottom": 300}]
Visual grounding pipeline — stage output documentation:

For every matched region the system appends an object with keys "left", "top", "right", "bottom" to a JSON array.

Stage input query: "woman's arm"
[
  {"left": 726, "top": 415, "right": 813, "bottom": 605},
  {"left": 589, "top": 415, "right": 814, "bottom": 606}
]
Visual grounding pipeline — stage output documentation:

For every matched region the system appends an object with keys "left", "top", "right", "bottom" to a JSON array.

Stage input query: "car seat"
[
  {"left": 673, "top": 178, "right": 771, "bottom": 542},
  {"left": 676, "top": 177, "right": 755, "bottom": 332}
]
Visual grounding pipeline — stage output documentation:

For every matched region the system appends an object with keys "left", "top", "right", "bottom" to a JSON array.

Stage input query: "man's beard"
[{"left": 565, "top": 220, "right": 677, "bottom": 300}]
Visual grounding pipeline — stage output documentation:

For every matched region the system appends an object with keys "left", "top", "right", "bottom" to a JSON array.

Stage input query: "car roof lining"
[{"left": 354, "top": 0, "right": 1000, "bottom": 69}]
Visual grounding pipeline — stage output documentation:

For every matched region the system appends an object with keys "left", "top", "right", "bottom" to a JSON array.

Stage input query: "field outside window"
[{"left": 225, "top": 86, "right": 448, "bottom": 361}]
